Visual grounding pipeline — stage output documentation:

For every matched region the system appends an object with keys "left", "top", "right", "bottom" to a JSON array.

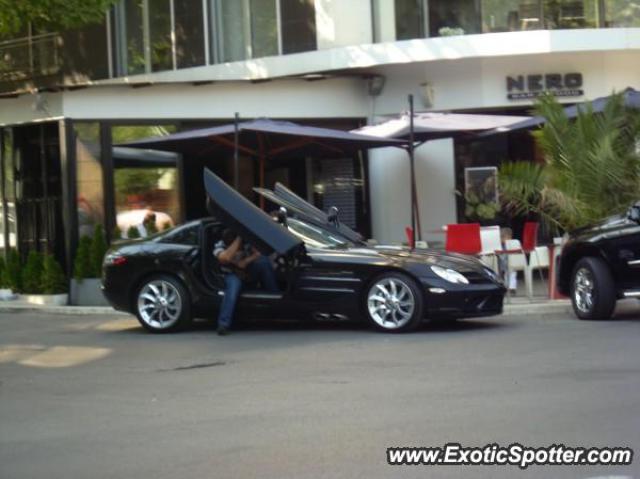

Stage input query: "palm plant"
[{"left": 500, "top": 92, "right": 640, "bottom": 232}]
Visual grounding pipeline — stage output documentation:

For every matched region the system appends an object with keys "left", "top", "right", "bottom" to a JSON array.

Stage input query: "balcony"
[{"left": 0, "top": 33, "right": 63, "bottom": 91}]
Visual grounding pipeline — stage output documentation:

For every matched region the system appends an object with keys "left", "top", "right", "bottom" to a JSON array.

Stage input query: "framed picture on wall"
[{"left": 464, "top": 167, "right": 499, "bottom": 222}]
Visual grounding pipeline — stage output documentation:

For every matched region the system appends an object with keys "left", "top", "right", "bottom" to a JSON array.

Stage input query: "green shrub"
[
  {"left": 74, "top": 236, "right": 93, "bottom": 281},
  {"left": 161, "top": 221, "right": 172, "bottom": 231},
  {"left": 5, "top": 248, "right": 22, "bottom": 292},
  {"left": 41, "top": 254, "right": 68, "bottom": 294},
  {"left": 112, "top": 225, "right": 123, "bottom": 240},
  {"left": 127, "top": 226, "right": 140, "bottom": 239},
  {"left": 23, "top": 251, "right": 44, "bottom": 294},
  {"left": 0, "top": 257, "right": 6, "bottom": 289},
  {"left": 90, "top": 224, "right": 108, "bottom": 277},
  {"left": 146, "top": 220, "right": 158, "bottom": 235}
]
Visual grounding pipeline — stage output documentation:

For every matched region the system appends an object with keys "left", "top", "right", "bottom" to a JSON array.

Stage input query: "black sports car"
[
  {"left": 558, "top": 201, "right": 640, "bottom": 320},
  {"left": 101, "top": 168, "right": 505, "bottom": 333}
]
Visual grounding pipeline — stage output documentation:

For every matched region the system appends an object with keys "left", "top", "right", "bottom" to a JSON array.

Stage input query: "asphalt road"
[{"left": 1, "top": 305, "right": 640, "bottom": 479}]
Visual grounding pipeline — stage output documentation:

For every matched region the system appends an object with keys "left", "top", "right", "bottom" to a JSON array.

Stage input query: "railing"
[{"left": 0, "top": 32, "right": 63, "bottom": 82}]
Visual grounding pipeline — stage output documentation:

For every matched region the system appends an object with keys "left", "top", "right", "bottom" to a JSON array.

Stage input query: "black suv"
[{"left": 558, "top": 202, "right": 640, "bottom": 319}]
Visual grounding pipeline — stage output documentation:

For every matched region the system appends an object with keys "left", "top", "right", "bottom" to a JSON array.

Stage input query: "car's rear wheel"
[
  {"left": 365, "top": 272, "right": 424, "bottom": 332},
  {"left": 570, "top": 257, "right": 616, "bottom": 320},
  {"left": 135, "top": 274, "right": 191, "bottom": 333}
]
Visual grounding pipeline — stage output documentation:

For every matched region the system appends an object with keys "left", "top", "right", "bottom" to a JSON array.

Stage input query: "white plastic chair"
[
  {"left": 479, "top": 226, "right": 502, "bottom": 271},
  {"left": 505, "top": 238, "right": 533, "bottom": 298}
]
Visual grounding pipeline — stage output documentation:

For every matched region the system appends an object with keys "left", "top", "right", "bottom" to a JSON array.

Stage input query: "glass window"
[
  {"left": 160, "top": 222, "right": 200, "bottom": 245},
  {"left": 74, "top": 123, "right": 104, "bottom": 239},
  {"left": 544, "top": 0, "right": 598, "bottom": 29},
  {"left": 62, "top": 19, "right": 110, "bottom": 79},
  {"left": 112, "top": 125, "right": 181, "bottom": 239},
  {"left": 251, "top": 0, "right": 279, "bottom": 58},
  {"left": 429, "top": 0, "right": 482, "bottom": 37},
  {"left": 124, "top": 0, "right": 146, "bottom": 74},
  {"left": 280, "top": 0, "right": 316, "bottom": 54},
  {"left": 395, "top": 0, "right": 425, "bottom": 39},
  {"left": 149, "top": 0, "right": 173, "bottom": 71},
  {"left": 175, "top": 0, "right": 206, "bottom": 68},
  {"left": 481, "top": 0, "right": 527, "bottom": 32},
  {"left": 604, "top": 0, "right": 640, "bottom": 26},
  {"left": 215, "top": 0, "right": 250, "bottom": 62}
]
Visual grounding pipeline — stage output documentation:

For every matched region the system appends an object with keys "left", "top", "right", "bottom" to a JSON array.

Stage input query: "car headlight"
[{"left": 431, "top": 265, "right": 469, "bottom": 285}]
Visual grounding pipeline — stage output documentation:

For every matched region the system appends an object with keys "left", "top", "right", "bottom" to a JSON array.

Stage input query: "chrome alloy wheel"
[
  {"left": 137, "top": 280, "right": 183, "bottom": 330},
  {"left": 574, "top": 267, "right": 594, "bottom": 314},
  {"left": 367, "top": 277, "right": 415, "bottom": 330}
]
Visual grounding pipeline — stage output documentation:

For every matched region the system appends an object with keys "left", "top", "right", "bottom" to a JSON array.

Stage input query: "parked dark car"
[
  {"left": 558, "top": 202, "right": 640, "bottom": 319},
  {"left": 102, "top": 169, "right": 505, "bottom": 333}
]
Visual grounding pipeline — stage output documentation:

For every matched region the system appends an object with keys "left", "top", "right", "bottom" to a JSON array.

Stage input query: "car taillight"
[{"left": 104, "top": 253, "right": 128, "bottom": 266}]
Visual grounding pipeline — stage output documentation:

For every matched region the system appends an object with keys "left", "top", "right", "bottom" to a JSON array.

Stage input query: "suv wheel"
[{"left": 570, "top": 257, "right": 616, "bottom": 320}]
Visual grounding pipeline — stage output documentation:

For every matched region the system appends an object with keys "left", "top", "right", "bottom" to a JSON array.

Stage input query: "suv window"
[{"left": 160, "top": 224, "right": 199, "bottom": 246}]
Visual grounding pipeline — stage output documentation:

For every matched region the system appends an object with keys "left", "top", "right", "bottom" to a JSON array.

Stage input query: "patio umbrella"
[
  {"left": 479, "top": 87, "right": 640, "bottom": 137},
  {"left": 119, "top": 118, "right": 405, "bottom": 208},
  {"left": 352, "top": 109, "right": 530, "bottom": 242}
]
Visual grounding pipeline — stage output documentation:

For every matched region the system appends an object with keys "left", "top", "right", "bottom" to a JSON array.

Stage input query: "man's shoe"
[{"left": 217, "top": 326, "right": 230, "bottom": 336}]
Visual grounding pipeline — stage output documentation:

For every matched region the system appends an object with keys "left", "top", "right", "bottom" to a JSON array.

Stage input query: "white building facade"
[{"left": 0, "top": 0, "right": 638, "bottom": 268}]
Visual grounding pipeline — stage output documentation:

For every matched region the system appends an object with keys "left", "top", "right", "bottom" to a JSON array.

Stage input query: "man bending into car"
[{"left": 214, "top": 228, "right": 279, "bottom": 336}]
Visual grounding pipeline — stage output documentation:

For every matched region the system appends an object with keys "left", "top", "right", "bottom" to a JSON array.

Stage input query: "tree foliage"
[
  {"left": 42, "top": 253, "right": 68, "bottom": 294},
  {"left": 90, "top": 224, "right": 108, "bottom": 277},
  {"left": 500, "top": 92, "right": 640, "bottom": 232},
  {"left": 23, "top": 250, "right": 44, "bottom": 294},
  {"left": 74, "top": 236, "right": 93, "bottom": 281},
  {"left": 0, "top": 0, "right": 119, "bottom": 37}
]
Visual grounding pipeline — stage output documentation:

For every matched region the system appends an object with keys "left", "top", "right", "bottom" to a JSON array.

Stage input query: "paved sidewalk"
[{"left": 0, "top": 297, "right": 573, "bottom": 317}]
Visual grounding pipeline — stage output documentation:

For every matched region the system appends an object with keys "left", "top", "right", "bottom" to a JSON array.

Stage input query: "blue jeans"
[{"left": 217, "top": 255, "right": 278, "bottom": 329}]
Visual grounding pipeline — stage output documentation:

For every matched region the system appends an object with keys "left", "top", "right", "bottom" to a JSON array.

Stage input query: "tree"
[
  {"left": 41, "top": 253, "right": 68, "bottom": 294},
  {"left": 127, "top": 226, "right": 141, "bottom": 239},
  {"left": 500, "top": 92, "right": 640, "bottom": 232},
  {"left": 23, "top": 251, "right": 44, "bottom": 294},
  {"left": 0, "top": 0, "right": 119, "bottom": 37}
]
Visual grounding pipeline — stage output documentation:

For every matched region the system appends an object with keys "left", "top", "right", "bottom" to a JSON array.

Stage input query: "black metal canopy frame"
[{"left": 119, "top": 117, "right": 405, "bottom": 210}]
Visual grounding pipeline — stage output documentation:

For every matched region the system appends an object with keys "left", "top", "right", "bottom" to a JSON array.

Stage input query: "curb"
[
  {"left": 0, "top": 303, "right": 128, "bottom": 316},
  {"left": 503, "top": 300, "right": 572, "bottom": 317},
  {"left": 0, "top": 300, "right": 574, "bottom": 318}
]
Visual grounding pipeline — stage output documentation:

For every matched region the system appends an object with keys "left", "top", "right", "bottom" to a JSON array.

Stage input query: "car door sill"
[
  {"left": 622, "top": 290, "right": 640, "bottom": 298},
  {"left": 217, "top": 291, "right": 283, "bottom": 300}
]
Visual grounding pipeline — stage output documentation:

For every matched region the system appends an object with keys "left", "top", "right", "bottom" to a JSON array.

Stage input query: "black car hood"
[
  {"left": 570, "top": 213, "right": 640, "bottom": 243},
  {"left": 255, "top": 184, "right": 365, "bottom": 243},
  {"left": 203, "top": 168, "right": 303, "bottom": 256}
]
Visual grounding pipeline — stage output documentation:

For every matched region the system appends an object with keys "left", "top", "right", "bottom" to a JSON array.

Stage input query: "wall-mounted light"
[
  {"left": 420, "top": 82, "right": 434, "bottom": 108},
  {"left": 367, "top": 75, "right": 386, "bottom": 97}
]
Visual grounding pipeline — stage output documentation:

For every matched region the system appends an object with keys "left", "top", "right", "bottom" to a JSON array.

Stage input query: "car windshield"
[{"left": 286, "top": 218, "right": 351, "bottom": 249}]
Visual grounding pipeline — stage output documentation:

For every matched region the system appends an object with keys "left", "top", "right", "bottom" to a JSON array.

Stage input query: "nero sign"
[{"left": 506, "top": 73, "right": 583, "bottom": 100}]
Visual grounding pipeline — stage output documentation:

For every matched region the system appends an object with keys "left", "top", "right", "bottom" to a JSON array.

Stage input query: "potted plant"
[
  {"left": 20, "top": 252, "right": 68, "bottom": 306},
  {"left": 70, "top": 225, "right": 110, "bottom": 306}
]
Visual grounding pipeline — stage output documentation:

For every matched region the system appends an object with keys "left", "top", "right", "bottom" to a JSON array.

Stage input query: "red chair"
[
  {"left": 522, "top": 221, "right": 539, "bottom": 253},
  {"left": 405, "top": 226, "right": 414, "bottom": 247},
  {"left": 445, "top": 223, "right": 482, "bottom": 255}
]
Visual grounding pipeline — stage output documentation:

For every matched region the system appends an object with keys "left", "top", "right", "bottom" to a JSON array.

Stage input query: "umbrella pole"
[
  {"left": 409, "top": 95, "right": 416, "bottom": 249},
  {"left": 233, "top": 112, "right": 240, "bottom": 190},
  {"left": 257, "top": 133, "right": 266, "bottom": 210}
]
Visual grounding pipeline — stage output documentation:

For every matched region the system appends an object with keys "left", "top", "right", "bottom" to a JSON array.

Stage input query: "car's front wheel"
[
  {"left": 570, "top": 257, "right": 616, "bottom": 320},
  {"left": 365, "top": 272, "right": 424, "bottom": 332},
  {"left": 134, "top": 274, "right": 191, "bottom": 333}
]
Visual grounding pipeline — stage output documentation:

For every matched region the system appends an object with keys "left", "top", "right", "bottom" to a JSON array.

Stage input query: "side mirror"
[
  {"left": 628, "top": 203, "right": 640, "bottom": 223},
  {"left": 327, "top": 206, "right": 340, "bottom": 226},
  {"left": 276, "top": 206, "right": 288, "bottom": 225}
]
